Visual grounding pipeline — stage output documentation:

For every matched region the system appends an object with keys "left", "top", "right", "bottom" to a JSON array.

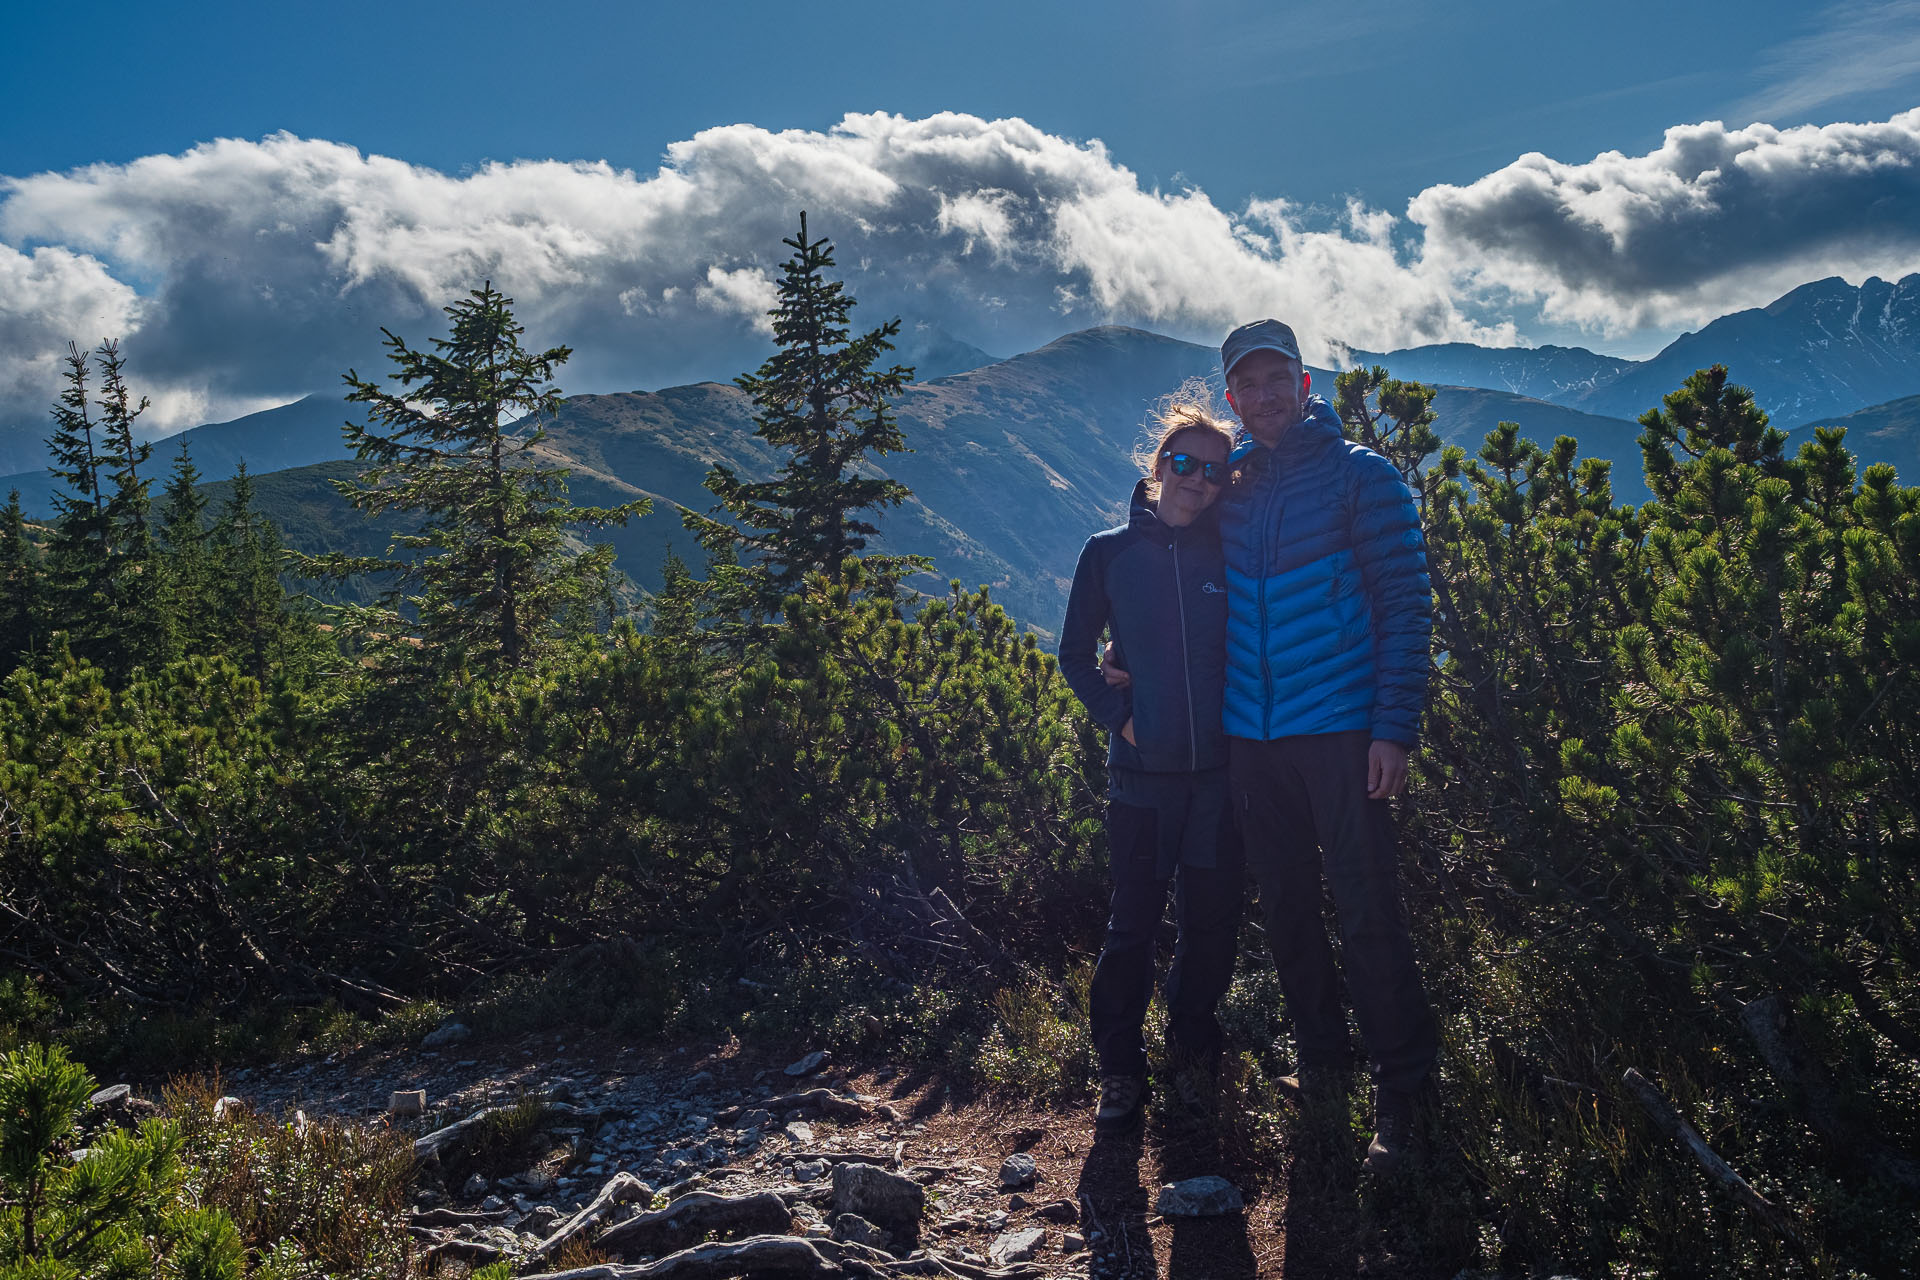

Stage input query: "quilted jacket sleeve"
[
  {"left": 1058, "top": 536, "right": 1132, "bottom": 733},
  {"left": 1348, "top": 450, "right": 1432, "bottom": 746}
]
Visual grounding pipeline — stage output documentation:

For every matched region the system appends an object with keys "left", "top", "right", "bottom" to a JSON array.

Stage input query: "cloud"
[
  {"left": 0, "top": 244, "right": 143, "bottom": 412},
  {"left": 3, "top": 108, "right": 1920, "bottom": 439},
  {"left": 1411, "top": 110, "right": 1920, "bottom": 335},
  {"left": 0, "top": 115, "right": 1499, "bottom": 433},
  {"left": 1733, "top": 1, "right": 1920, "bottom": 122}
]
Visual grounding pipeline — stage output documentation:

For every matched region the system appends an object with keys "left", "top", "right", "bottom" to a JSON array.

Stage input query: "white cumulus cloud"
[
  {"left": 0, "top": 244, "right": 143, "bottom": 414},
  {"left": 3, "top": 108, "right": 1920, "bottom": 443},
  {"left": 0, "top": 114, "right": 1498, "bottom": 434},
  {"left": 1412, "top": 109, "right": 1920, "bottom": 335}
]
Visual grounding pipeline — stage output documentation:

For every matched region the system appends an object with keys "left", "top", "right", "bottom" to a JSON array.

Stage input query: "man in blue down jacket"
[{"left": 1217, "top": 319, "right": 1439, "bottom": 1174}]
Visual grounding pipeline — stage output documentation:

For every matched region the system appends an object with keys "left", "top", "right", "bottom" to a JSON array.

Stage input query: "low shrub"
[{"left": 164, "top": 1075, "right": 415, "bottom": 1279}]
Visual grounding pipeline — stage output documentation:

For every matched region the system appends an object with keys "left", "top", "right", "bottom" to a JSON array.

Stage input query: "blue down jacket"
[
  {"left": 1058, "top": 479, "right": 1229, "bottom": 774},
  {"left": 1216, "top": 396, "right": 1431, "bottom": 746}
]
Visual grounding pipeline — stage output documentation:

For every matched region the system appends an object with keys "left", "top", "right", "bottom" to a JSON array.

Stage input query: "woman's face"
[{"left": 1155, "top": 429, "right": 1229, "bottom": 528}]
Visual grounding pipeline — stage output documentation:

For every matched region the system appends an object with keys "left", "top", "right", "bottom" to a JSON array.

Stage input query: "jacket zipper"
[
  {"left": 1258, "top": 448, "right": 1282, "bottom": 735},
  {"left": 1173, "top": 537, "right": 1197, "bottom": 770}
]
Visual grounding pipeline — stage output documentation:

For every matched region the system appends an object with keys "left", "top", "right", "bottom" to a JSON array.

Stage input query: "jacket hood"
[{"left": 1229, "top": 395, "right": 1342, "bottom": 468}]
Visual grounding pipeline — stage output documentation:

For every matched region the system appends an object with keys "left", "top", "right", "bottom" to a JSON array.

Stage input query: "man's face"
[{"left": 1226, "top": 349, "right": 1307, "bottom": 448}]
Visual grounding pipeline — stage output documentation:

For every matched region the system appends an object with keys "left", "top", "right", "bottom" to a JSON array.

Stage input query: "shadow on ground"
[
  {"left": 1158, "top": 1110, "right": 1258, "bottom": 1280},
  {"left": 1075, "top": 1127, "right": 1156, "bottom": 1280}
]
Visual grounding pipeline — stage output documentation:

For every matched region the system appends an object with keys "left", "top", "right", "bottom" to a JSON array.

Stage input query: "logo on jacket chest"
[{"left": 1201, "top": 581, "right": 1224, "bottom": 594}]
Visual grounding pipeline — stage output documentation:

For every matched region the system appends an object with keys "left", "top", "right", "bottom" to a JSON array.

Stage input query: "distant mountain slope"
[
  {"left": 893, "top": 324, "right": 1000, "bottom": 382},
  {"left": 1352, "top": 275, "right": 1920, "bottom": 431},
  {"left": 537, "top": 328, "right": 1231, "bottom": 628},
  {"left": 23, "top": 325, "right": 1878, "bottom": 628},
  {"left": 272, "top": 329, "right": 1651, "bottom": 629},
  {"left": 2, "top": 327, "right": 1658, "bottom": 629},
  {"left": 209, "top": 459, "right": 676, "bottom": 612},
  {"left": 1352, "top": 343, "right": 1634, "bottom": 404},
  {"left": 150, "top": 393, "right": 365, "bottom": 478},
  {"left": 1, "top": 393, "right": 365, "bottom": 517},
  {"left": 1794, "top": 392, "right": 1920, "bottom": 483},
  {"left": 1422, "top": 387, "right": 1649, "bottom": 503},
  {"left": 1576, "top": 274, "right": 1920, "bottom": 426}
]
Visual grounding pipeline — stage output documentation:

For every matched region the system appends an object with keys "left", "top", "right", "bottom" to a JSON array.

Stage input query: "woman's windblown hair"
[{"left": 1132, "top": 378, "right": 1237, "bottom": 498}]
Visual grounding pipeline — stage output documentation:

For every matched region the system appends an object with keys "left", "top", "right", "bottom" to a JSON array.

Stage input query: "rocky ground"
[{"left": 170, "top": 1024, "right": 1293, "bottom": 1277}]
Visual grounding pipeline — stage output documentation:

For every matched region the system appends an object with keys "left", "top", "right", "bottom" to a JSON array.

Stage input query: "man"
[{"left": 1216, "top": 318, "right": 1438, "bottom": 1173}]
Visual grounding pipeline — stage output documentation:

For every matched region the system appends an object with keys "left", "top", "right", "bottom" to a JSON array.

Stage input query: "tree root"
[
  {"left": 522, "top": 1233, "right": 1048, "bottom": 1279},
  {"left": 594, "top": 1190, "right": 793, "bottom": 1258},
  {"left": 526, "top": 1171, "right": 657, "bottom": 1266}
]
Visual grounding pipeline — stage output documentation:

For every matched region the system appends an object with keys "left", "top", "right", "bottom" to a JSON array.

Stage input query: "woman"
[{"left": 1057, "top": 391, "right": 1243, "bottom": 1133}]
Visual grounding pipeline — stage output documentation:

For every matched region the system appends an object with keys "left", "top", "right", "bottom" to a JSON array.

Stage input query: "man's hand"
[
  {"left": 1120, "top": 718, "right": 1136, "bottom": 745},
  {"left": 1101, "top": 641, "right": 1131, "bottom": 689},
  {"left": 1367, "top": 740, "right": 1410, "bottom": 800}
]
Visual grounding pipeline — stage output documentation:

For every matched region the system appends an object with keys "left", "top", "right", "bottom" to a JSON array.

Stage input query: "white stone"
[{"left": 990, "top": 1227, "right": 1048, "bottom": 1265}]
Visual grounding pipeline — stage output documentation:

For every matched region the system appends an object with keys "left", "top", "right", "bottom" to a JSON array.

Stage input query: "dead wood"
[
  {"left": 412, "top": 1103, "right": 512, "bottom": 1162},
  {"left": 715, "top": 1089, "right": 873, "bottom": 1123},
  {"left": 410, "top": 1095, "right": 590, "bottom": 1164},
  {"left": 1740, "top": 993, "right": 1920, "bottom": 1194},
  {"left": 1621, "top": 1067, "right": 1814, "bottom": 1261},
  {"left": 527, "top": 1171, "right": 656, "bottom": 1265},
  {"left": 594, "top": 1189, "right": 792, "bottom": 1258}
]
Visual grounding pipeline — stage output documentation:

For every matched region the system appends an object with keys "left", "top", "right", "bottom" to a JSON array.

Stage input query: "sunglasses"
[{"left": 1161, "top": 450, "right": 1228, "bottom": 485}]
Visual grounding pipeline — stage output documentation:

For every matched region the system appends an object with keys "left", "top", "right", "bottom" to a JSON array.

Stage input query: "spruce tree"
[
  {"left": 42, "top": 343, "right": 115, "bottom": 665},
  {"left": 40, "top": 340, "right": 170, "bottom": 676},
  {"left": 158, "top": 444, "right": 214, "bottom": 653},
  {"left": 209, "top": 463, "right": 287, "bottom": 683},
  {"left": 92, "top": 338, "right": 170, "bottom": 667},
  {"left": 0, "top": 489, "right": 41, "bottom": 671},
  {"left": 690, "top": 213, "right": 921, "bottom": 607},
  {"left": 302, "top": 283, "right": 648, "bottom": 669}
]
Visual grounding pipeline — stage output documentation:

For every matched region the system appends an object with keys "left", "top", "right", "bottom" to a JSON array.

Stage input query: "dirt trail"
[{"left": 195, "top": 1029, "right": 1300, "bottom": 1277}]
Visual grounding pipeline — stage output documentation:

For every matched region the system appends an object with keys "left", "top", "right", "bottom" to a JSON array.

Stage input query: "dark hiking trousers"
[
  {"left": 1088, "top": 798, "right": 1244, "bottom": 1079},
  {"left": 1231, "top": 730, "right": 1438, "bottom": 1096}
]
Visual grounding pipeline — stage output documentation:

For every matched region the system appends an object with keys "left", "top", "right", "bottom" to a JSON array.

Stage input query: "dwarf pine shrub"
[{"left": 0, "top": 1043, "right": 243, "bottom": 1280}]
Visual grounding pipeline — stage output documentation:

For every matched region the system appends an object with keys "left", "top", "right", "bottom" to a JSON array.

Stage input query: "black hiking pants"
[
  {"left": 1088, "top": 795, "right": 1244, "bottom": 1079},
  {"left": 1231, "top": 730, "right": 1438, "bottom": 1096}
]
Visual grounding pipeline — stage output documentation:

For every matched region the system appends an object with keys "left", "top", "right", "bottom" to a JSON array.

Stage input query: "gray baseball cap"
[{"left": 1221, "top": 319, "right": 1302, "bottom": 379}]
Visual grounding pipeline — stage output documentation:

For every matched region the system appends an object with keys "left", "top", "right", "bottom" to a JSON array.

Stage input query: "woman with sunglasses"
[{"left": 1058, "top": 389, "right": 1243, "bottom": 1133}]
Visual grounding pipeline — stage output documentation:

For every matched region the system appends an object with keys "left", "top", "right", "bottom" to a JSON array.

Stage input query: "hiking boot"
[
  {"left": 1095, "top": 1074, "right": 1148, "bottom": 1133},
  {"left": 1363, "top": 1086, "right": 1417, "bottom": 1174},
  {"left": 1169, "top": 1061, "right": 1219, "bottom": 1122}
]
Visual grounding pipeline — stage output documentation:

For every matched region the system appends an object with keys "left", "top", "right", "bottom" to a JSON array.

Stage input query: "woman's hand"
[
  {"left": 1120, "top": 718, "right": 1136, "bottom": 745},
  {"left": 1101, "top": 641, "right": 1132, "bottom": 689}
]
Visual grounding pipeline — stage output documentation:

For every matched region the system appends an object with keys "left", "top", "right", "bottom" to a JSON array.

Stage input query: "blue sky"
[
  {"left": 3, "top": 0, "right": 1919, "bottom": 427},
  {"left": 8, "top": 0, "right": 1914, "bottom": 213}
]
